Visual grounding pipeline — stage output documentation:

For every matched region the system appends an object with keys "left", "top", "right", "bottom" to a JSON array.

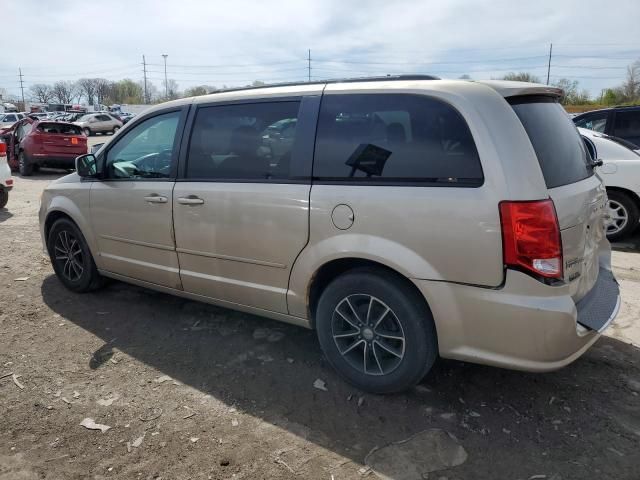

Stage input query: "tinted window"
[
  {"left": 613, "top": 111, "right": 640, "bottom": 144},
  {"left": 187, "top": 101, "right": 300, "bottom": 180},
  {"left": 582, "top": 136, "right": 596, "bottom": 160},
  {"left": 574, "top": 111, "right": 608, "bottom": 133},
  {"left": 313, "top": 94, "right": 482, "bottom": 185},
  {"left": 105, "top": 111, "right": 180, "bottom": 179},
  {"left": 4, "top": 114, "right": 17, "bottom": 122},
  {"left": 97, "top": 114, "right": 112, "bottom": 121},
  {"left": 37, "top": 123, "right": 82, "bottom": 135},
  {"left": 510, "top": 96, "right": 592, "bottom": 189}
]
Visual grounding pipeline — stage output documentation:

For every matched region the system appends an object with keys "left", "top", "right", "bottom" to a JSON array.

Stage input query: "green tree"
[{"left": 184, "top": 85, "right": 212, "bottom": 97}]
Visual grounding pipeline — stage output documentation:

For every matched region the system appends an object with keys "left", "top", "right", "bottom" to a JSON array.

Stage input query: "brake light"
[
  {"left": 499, "top": 199, "right": 563, "bottom": 280},
  {"left": 5, "top": 178, "right": 12, "bottom": 186},
  {"left": 0, "top": 142, "right": 5, "bottom": 157},
  {"left": 71, "top": 137, "right": 78, "bottom": 145}
]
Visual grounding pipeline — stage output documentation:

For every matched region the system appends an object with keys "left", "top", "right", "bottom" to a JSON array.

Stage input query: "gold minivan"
[{"left": 39, "top": 76, "right": 620, "bottom": 393}]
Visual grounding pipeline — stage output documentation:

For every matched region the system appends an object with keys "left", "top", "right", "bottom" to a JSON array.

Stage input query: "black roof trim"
[{"left": 207, "top": 75, "right": 440, "bottom": 95}]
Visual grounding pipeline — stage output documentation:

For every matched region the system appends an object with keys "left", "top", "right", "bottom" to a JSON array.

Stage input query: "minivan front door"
[
  {"left": 172, "top": 99, "right": 317, "bottom": 314},
  {"left": 90, "top": 109, "right": 185, "bottom": 289}
]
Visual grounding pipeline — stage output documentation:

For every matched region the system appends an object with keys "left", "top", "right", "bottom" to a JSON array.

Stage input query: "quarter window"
[
  {"left": 186, "top": 102, "right": 300, "bottom": 180},
  {"left": 105, "top": 111, "right": 180, "bottom": 179}
]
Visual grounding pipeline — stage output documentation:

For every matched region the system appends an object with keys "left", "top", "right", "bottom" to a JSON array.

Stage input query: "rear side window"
[
  {"left": 186, "top": 101, "right": 300, "bottom": 180},
  {"left": 37, "top": 123, "right": 82, "bottom": 135},
  {"left": 510, "top": 96, "right": 592, "bottom": 189},
  {"left": 613, "top": 110, "right": 640, "bottom": 142},
  {"left": 313, "top": 94, "right": 483, "bottom": 185}
]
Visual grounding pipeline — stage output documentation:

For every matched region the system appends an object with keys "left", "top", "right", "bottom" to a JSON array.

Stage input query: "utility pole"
[
  {"left": 546, "top": 43, "right": 553, "bottom": 85},
  {"left": 18, "top": 68, "right": 25, "bottom": 108},
  {"left": 142, "top": 55, "right": 148, "bottom": 104},
  {"left": 162, "top": 54, "right": 168, "bottom": 99},
  {"left": 307, "top": 49, "right": 311, "bottom": 82}
]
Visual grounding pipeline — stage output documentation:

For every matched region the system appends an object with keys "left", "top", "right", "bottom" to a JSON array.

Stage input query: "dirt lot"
[{"left": 1, "top": 168, "right": 639, "bottom": 480}]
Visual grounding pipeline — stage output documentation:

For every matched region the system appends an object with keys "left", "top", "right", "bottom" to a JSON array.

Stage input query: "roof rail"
[{"left": 208, "top": 74, "right": 440, "bottom": 95}]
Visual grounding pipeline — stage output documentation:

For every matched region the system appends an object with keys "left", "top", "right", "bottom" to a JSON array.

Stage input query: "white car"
[
  {"left": 579, "top": 127, "right": 640, "bottom": 240},
  {"left": 0, "top": 141, "right": 13, "bottom": 209},
  {"left": 0, "top": 112, "right": 26, "bottom": 128}
]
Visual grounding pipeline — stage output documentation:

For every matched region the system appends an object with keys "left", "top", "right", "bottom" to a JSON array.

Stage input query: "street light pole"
[{"left": 162, "top": 54, "right": 168, "bottom": 99}]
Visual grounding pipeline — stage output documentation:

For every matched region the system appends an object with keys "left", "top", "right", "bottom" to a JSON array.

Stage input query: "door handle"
[
  {"left": 144, "top": 194, "right": 168, "bottom": 204},
  {"left": 177, "top": 196, "right": 205, "bottom": 205}
]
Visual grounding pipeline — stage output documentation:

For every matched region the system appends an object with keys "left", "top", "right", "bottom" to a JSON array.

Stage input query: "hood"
[{"left": 50, "top": 172, "right": 82, "bottom": 185}]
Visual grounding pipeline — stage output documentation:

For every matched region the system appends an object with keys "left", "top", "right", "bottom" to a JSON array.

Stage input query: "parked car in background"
[
  {"left": 40, "top": 78, "right": 619, "bottom": 393},
  {"left": 2, "top": 117, "right": 87, "bottom": 176},
  {"left": 574, "top": 105, "right": 640, "bottom": 148},
  {"left": 73, "top": 113, "right": 122, "bottom": 136},
  {"left": 0, "top": 112, "right": 26, "bottom": 128},
  {"left": 0, "top": 141, "right": 13, "bottom": 208},
  {"left": 579, "top": 127, "right": 640, "bottom": 240}
]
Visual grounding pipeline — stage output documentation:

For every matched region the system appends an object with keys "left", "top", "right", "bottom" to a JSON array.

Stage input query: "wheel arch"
[
  {"left": 606, "top": 186, "right": 640, "bottom": 208},
  {"left": 305, "top": 257, "right": 434, "bottom": 332},
  {"left": 43, "top": 202, "right": 97, "bottom": 259}
]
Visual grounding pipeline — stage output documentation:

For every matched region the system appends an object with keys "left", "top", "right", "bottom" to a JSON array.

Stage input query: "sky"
[{"left": 1, "top": 0, "right": 639, "bottom": 102}]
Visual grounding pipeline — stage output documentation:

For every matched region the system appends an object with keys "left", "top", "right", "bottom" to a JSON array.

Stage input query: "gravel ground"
[{"left": 0, "top": 168, "right": 639, "bottom": 480}]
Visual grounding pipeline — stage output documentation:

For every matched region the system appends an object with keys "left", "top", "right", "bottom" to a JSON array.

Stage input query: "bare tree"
[
  {"left": 620, "top": 60, "right": 640, "bottom": 102},
  {"left": 29, "top": 84, "right": 54, "bottom": 103},
  {"left": 51, "top": 81, "right": 77, "bottom": 104},
  {"left": 164, "top": 79, "right": 180, "bottom": 100},
  {"left": 502, "top": 72, "right": 541, "bottom": 83},
  {"left": 77, "top": 78, "right": 97, "bottom": 105},
  {"left": 94, "top": 78, "right": 112, "bottom": 106}
]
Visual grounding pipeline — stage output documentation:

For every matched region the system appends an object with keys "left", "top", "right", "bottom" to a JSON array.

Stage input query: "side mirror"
[
  {"left": 76, "top": 154, "right": 98, "bottom": 178},
  {"left": 90, "top": 143, "right": 105, "bottom": 154}
]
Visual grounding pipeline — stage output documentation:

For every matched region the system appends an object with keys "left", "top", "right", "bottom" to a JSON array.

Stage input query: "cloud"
[{"left": 1, "top": 0, "right": 639, "bottom": 97}]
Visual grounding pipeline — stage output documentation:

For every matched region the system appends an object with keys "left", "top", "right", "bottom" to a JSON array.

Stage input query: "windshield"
[{"left": 510, "top": 96, "right": 592, "bottom": 189}]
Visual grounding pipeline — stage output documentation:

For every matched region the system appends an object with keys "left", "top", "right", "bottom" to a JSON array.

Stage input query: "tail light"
[
  {"left": 5, "top": 178, "right": 13, "bottom": 186},
  {"left": 0, "top": 142, "right": 6, "bottom": 157},
  {"left": 499, "top": 199, "right": 563, "bottom": 280}
]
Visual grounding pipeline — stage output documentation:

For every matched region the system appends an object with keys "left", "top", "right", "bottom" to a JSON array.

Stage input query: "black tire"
[
  {"left": 0, "top": 188, "right": 7, "bottom": 209},
  {"left": 18, "top": 152, "right": 33, "bottom": 176},
  {"left": 606, "top": 190, "right": 639, "bottom": 241},
  {"left": 47, "top": 218, "right": 104, "bottom": 293},
  {"left": 316, "top": 267, "right": 438, "bottom": 394},
  {"left": 112, "top": 126, "right": 120, "bottom": 135},
  {"left": 83, "top": 128, "right": 91, "bottom": 137},
  {"left": 32, "top": 164, "right": 40, "bottom": 172}
]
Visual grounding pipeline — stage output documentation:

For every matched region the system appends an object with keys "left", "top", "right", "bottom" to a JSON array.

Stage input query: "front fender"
[
  {"left": 41, "top": 185, "right": 96, "bottom": 259},
  {"left": 286, "top": 233, "right": 442, "bottom": 318}
]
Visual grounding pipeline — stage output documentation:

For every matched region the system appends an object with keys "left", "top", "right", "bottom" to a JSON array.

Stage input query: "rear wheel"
[
  {"left": 316, "top": 268, "right": 438, "bottom": 393},
  {"left": 0, "top": 188, "right": 7, "bottom": 209},
  {"left": 83, "top": 128, "right": 91, "bottom": 137},
  {"left": 18, "top": 152, "right": 33, "bottom": 176},
  {"left": 47, "top": 218, "right": 104, "bottom": 293},
  {"left": 606, "top": 190, "right": 639, "bottom": 241}
]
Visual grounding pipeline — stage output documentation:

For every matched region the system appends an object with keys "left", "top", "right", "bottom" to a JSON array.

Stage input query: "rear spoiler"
[{"left": 477, "top": 80, "right": 563, "bottom": 99}]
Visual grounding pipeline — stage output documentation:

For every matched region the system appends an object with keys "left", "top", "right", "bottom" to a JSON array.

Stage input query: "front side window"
[
  {"left": 4, "top": 114, "right": 17, "bottom": 122},
  {"left": 313, "top": 94, "right": 483, "bottom": 185},
  {"left": 105, "top": 111, "right": 180, "bottom": 179},
  {"left": 186, "top": 101, "right": 300, "bottom": 180},
  {"left": 574, "top": 111, "right": 608, "bottom": 133}
]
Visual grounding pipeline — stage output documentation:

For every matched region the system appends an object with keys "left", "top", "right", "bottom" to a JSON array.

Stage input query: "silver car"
[
  {"left": 39, "top": 77, "right": 620, "bottom": 393},
  {"left": 73, "top": 113, "right": 122, "bottom": 136}
]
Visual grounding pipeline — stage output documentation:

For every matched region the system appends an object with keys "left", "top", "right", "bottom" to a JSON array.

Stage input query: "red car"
[{"left": 0, "top": 118, "right": 87, "bottom": 176}]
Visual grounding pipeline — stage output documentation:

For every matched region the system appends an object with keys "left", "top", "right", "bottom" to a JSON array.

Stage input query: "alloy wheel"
[
  {"left": 331, "top": 294, "right": 406, "bottom": 376},
  {"left": 53, "top": 230, "right": 84, "bottom": 282},
  {"left": 606, "top": 199, "right": 628, "bottom": 236}
]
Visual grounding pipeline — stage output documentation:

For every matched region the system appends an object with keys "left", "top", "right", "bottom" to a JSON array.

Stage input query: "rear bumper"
[{"left": 413, "top": 265, "right": 620, "bottom": 372}]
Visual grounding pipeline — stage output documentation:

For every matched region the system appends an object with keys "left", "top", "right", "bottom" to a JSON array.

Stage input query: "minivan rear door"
[{"left": 510, "top": 96, "right": 607, "bottom": 302}]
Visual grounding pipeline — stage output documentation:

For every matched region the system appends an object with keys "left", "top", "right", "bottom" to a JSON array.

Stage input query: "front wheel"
[
  {"left": 47, "top": 218, "right": 104, "bottom": 293},
  {"left": 606, "top": 190, "right": 639, "bottom": 241},
  {"left": 18, "top": 152, "right": 33, "bottom": 176},
  {"left": 316, "top": 268, "right": 438, "bottom": 394},
  {"left": 83, "top": 128, "right": 91, "bottom": 137},
  {"left": 112, "top": 126, "right": 120, "bottom": 135}
]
